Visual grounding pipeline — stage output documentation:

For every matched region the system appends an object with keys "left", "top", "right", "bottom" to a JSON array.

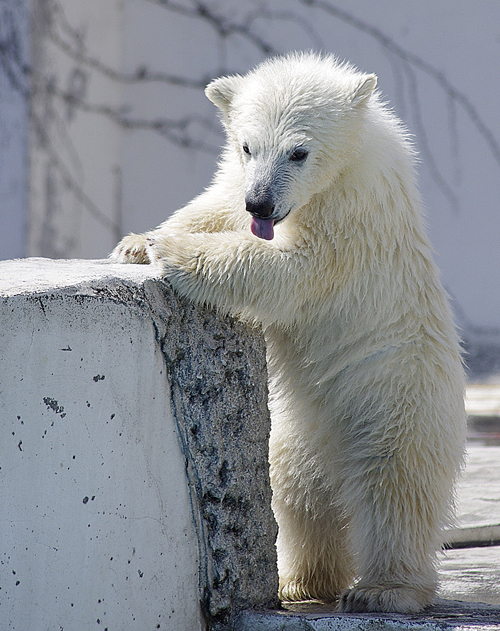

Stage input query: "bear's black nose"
[{"left": 245, "top": 196, "right": 275, "bottom": 219}]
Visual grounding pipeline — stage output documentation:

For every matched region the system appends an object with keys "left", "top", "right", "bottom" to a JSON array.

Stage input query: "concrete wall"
[{"left": 0, "top": 258, "right": 278, "bottom": 631}]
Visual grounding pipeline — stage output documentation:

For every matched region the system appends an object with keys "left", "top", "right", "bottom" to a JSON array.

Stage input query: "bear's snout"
[{"left": 245, "top": 195, "right": 275, "bottom": 219}]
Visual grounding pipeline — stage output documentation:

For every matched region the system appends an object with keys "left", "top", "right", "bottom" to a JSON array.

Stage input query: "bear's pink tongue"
[{"left": 251, "top": 217, "right": 275, "bottom": 240}]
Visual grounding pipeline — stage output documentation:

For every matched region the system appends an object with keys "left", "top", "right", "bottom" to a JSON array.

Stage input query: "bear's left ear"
[
  {"left": 350, "top": 74, "right": 377, "bottom": 106},
  {"left": 205, "top": 74, "right": 243, "bottom": 115}
]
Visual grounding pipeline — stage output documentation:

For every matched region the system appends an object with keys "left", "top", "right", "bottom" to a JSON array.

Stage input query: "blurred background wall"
[{"left": 1, "top": 0, "right": 499, "bottom": 379}]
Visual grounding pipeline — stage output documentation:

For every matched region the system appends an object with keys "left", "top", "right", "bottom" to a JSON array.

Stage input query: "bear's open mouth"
[{"left": 251, "top": 216, "right": 275, "bottom": 240}]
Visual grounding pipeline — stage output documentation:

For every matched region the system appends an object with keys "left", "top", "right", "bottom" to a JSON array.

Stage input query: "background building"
[{"left": 1, "top": 0, "right": 500, "bottom": 378}]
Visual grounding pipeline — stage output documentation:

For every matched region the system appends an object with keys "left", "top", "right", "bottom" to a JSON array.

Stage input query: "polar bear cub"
[{"left": 111, "top": 53, "right": 466, "bottom": 613}]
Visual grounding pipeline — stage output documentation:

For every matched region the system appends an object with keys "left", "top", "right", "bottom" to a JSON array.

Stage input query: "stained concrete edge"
[{"left": 237, "top": 599, "right": 500, "bottom": 630}]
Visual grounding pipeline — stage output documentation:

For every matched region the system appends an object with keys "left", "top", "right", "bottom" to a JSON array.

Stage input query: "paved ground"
[
  {"left": 439, "top": 546, "right": 500, "bottom": 606},
  {"left": 239, "top": 598, "right": 500, "bottom": 629},
  {"left": 240, "top": 434, "right": 500, "bottom": 629},
  {"left": 439, "top": 443, "right": 500, "bottom": 607},
  {"left": 456, "top": 445, "right": 500, "bottom": 528}
]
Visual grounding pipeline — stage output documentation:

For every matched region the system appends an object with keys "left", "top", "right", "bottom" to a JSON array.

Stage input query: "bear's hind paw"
[
  {"left": 280, "top": 579, "right": 340, "bottom": 604},
  {"left": 280, "top": 580, "right": 312, "bottom": 603},
  {"left": 339, "top": 585, "right": 432, "bottom": 614}
]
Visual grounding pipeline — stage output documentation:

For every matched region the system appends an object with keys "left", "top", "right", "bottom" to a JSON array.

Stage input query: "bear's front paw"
[
  {"left": 339, "top": 585, "right": 431, "bottom": 614},
  {"left": 145, "top": 233, "right": 197, "bottom": 271},
  {"left": 110, "top": 233, "right": 151, "bottom": 264}
]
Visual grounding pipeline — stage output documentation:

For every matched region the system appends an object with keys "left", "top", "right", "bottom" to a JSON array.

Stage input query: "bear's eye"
[
  {"left": 289, "top": 148, "right": 309, "bottom": 163},
  {"left": 242, "top": 144, "right": 251, "bottom": 156}
]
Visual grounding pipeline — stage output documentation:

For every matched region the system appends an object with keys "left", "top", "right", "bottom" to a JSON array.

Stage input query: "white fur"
[{"left": 111, "top": 53, "right": 466, "bottom": 613}]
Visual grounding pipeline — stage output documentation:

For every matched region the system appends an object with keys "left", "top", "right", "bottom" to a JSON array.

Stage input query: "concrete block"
[{"left": 0, "top": 258, "right": 278, "bottom": 631}]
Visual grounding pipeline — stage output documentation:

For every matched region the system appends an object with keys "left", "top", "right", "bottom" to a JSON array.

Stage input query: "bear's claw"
[{"left": 339, "top": 585, "right": 430, "bottom": 614}]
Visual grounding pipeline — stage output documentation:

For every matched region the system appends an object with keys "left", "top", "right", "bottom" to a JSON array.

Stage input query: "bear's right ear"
[
  {"left": 350, "top": 74, "right": 378, "bottom": 107},
  {"left": 205, "top": 74, "right": 243, "bottom": 115}
]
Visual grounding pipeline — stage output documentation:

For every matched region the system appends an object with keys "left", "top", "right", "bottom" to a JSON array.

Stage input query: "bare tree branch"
[
  {"left": 48, "top": 29, "right": 209, "bottom": 89},
  {"left": 0, "top": 2, "right": 30, "bottom": 97},
  {"left": 243, "top": 5, "right": 326, "bottom": 50},
  {"left": 301, "top": 0, "right": 500, "bottom": 168},
  {"left": 31, "top": 110, "right": 121, "bottom": 237},
  {"left": 145, "top": 0, "right": 278, "bottom": 55},
  {"left": 43, "top": 78, "right": 221, "bottom": 153},
  {"left": 402, "top": 60, "right": 460, "bottom": 213}
]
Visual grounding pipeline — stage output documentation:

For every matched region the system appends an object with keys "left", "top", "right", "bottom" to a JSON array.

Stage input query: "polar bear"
[{"left": 111, "top": 53, "right": 466, "bottom": 614}]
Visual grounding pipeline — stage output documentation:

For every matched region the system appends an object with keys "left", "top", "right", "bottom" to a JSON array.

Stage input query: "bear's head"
[{"left": 206, "top": 52, "right": 377, "bottom": 240}]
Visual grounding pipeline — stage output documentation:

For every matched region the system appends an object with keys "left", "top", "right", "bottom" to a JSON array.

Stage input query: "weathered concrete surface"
[
  {"left": 0, "top": 258, "right": 278, "bottom": 631},
  {"left": 237, "top": 599, "right": 500, "bottom": 630}
]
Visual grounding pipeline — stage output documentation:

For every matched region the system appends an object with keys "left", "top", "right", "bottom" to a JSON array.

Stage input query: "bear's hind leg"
[
  {"left": 337, "top": 445, "right": 449, "bottom": 613},
  {"left": 275, "top": 500, "right": 354, "bottom": 603}
]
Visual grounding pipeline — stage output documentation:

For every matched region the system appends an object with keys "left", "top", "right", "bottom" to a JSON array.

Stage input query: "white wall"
[
  {"left": 8, "top": 1, "right": 500, "bottom": 364},
  {"left": 0, "top": 261, "right": 203, "bottom": 630},
  {"left": 29, "top": 0, "right": 125, "bottom": 258}
]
